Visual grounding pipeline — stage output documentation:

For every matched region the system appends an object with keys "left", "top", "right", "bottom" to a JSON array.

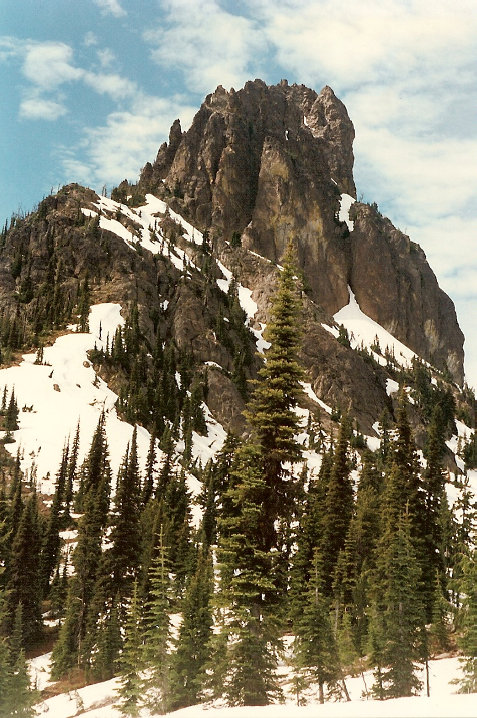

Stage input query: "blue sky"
[{"left": 1, "top": 0, "right": 477, "bottom": 385}]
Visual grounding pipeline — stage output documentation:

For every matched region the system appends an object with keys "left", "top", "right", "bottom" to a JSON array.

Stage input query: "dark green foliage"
[
  {"left": 320, "top": 416, "right": 354, "bottom": 594},
  {"left": 7, "top": 491, "right": 42, "bottom": 649},
  {"left": 116, "top": 582, "right": 144, "bottom": 717},
  {"left": 457, "top": 549, "right": 477, "bottom": 693},
  {"left": 104, "top": 427, "right": 142, "bottom": 600},
  {"left": 2, "top": 603, "right": 36, "bottom": 717},
  {"left": 215, "top": 442, "right": 282, "bottom": 706},
  {"left": 52, "top": 417, "right": 112, "bottom": 678},
  {"left": 143, "top": 528, "right": 173, "bottom": 714},
  {"left": 293, "top": 551, "right": 340, "bottom": 704},
  {"left": 371, "top": 512, "right": 425, "bottom": 698},
  {"left": 244, "top": 243, "right": 304, "bottom": 545},
  {"left": 39, "top": 443, "right": 69, "bottom": 596},
  {"left": 4, "top": 389, "right": 19, "bottom": 432},
  {"left": 170, "top": 548, "right": 213, "bottom": 710}
]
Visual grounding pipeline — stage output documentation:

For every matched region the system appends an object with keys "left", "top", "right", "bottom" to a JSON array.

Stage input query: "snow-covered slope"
[
  {"left": 31, "top": 653, "right": 475, "bottom": 718},
  {"left": 333, "top": 287, "right": 420, "bottom": 369},
  {"left": 0, "top": 300, "right": 225, "bottom": 510}
]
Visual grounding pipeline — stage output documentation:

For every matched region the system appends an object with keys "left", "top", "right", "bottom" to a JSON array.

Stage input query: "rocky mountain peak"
[{"left": 138, "top": 79, "right": 463, "bottom": 384}]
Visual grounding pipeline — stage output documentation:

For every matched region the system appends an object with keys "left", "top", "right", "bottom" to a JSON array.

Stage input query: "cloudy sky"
[{"left": 1, "top": 0, "right": 477, "bottom": 385}]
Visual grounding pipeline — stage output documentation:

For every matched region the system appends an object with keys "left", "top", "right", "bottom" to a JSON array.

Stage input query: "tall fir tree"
[
  {"left": 320, "top": 415, "right": 354, "bottom": 595},
  {"left": 104, "top": 427, "right": 142, "bottom": 603},
  {"left": 115, "top": 582, "right": 143, "bottom": 717},
  {"left": 142, "top": 527, "right": 173, "bottom": 714},
  {"left": 372, "top": 511, "right": 425, "bottom": 698},
  {"left": 3, "top": 604, "right": 36, "bottom": 717},
  {"left": 51, "top": 417, "right": 112, "bottom": 678},
  {"left": 457, "top": 547, "right": 477, "bottom": 693},
  {"left": 293, "top": 550, "right": 340, "bottom": 704},
  {"left": 39, "top": 443, "right": 69, "bottom": 597},
  {"left": 244, "top": 241, "right": 304, "bottom": 549},
  {"left": 215, "top": 442, "right": 282, "bottom": 706},
  {"left": 7, "top": 491, "right": 42, "bottom": 648},
  {"left": 170, "top": 546, "right": 213, "bottom": 710}
]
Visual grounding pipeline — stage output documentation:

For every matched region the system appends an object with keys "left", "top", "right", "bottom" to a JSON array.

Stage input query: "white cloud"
[
  {"left": 97, "top": 48, "right": 116, "bottom": 69},
  {"left": 83, "top": 71, "right": 137, "bottom": 101},
  {"left": 251, "top": 0, "right": 477, "bottom": 90},
  {"left": 22, "top": 42, "right": 83, "bottom": 90},
  {"left": 145, "top": 0, "right": 266, "bottom": 94},
  {"left": 83, "top": 31, "right": 98, "bottom": 47},
  {"left": 19, "top": 92, "right": 67, "bottom": 121},
  {"left": 92, "top": 0, "right": 126, "bottom": 18},
  {"left": 61, "top": 94, "right": 196, "bottom": 187}
]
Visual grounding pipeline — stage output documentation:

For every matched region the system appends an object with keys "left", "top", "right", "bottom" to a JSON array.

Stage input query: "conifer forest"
[{"left": 0, "top": 231, "right": 476, "bottom": 717}]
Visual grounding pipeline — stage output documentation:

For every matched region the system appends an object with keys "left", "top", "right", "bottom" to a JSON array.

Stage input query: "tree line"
[{"left": 0, "top": 244, "right": 476, "bottom": 716}]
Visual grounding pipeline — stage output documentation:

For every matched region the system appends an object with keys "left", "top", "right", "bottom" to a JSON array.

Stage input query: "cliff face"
[{"left": 139, "top": 79, "right": 464, "bottom": 384}]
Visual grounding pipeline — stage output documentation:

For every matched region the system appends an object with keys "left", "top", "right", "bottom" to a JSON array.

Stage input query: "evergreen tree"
[
  {"left": 215, "top": 442, "right": 282, "bottom": 706},
  {"left": 39, "top": 443, "right": 69, "bottom": 596},
  {"left": 51, "top": 418, "right": 111, "bottom": 677},
  {"left": 320, "top": 415, "right": 354, "bottom": 594},
  {"left": 92, "top": 596, "right": 122, "bottom": 682},
  {"left": 4, "top": 389, "right": 19, "bottom": 431},
  {"left": 170, "top": 546, "right": 213, "bottom": 710},
  {"left": 421, "top": 404, "right": 448, "bottom": 620},
  {"left": 104, "top": 427, "right": 142, "bottom": 602},
  {"left": 77, "top": 275, "right": 90, "bottom": 333},
  {"left": 115, "top": 582, "right": 143, "bottom": 717},
  {"left": 7, "top": 491, "right": 42, "bottom": 648},
  {"left": 244, "top": 241, "right": 304, "bottom": 548},
  {"left": 374, "top": 512, "right": 425, "bottom": 698},
  {"left": 143, "top": 527, "right": 173, "bottom": 714},
  {"left": 141, "top": 430, "right": 157, "bottom": 506},
  {"left": 64, "top": 421, "right": 80, "bottom": 522},
  {"left": 457, "top": 547, "right": 477, "bottom": 693},
  {"left": 3, "top": 604, "right": 36, "bottom": 717},
  {"left": 293, "top": 550, "right": 340, "bottom": 704}
]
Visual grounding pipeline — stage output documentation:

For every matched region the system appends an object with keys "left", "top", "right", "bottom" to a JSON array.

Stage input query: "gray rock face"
[{"left": 139, "top": 79, "right": 464, "bottom": 384}]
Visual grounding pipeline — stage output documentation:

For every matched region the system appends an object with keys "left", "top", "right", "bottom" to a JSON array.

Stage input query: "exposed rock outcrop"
[{"left": 139, "top": 79, "right": 464, "bottom": 383}]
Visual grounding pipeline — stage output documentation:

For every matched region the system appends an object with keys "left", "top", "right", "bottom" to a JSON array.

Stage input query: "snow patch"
[
  {"left": 386, "top": 378, "right": 400, "bottom": 395},
  {"left": 338, "top": 193, "right": 355, "bottom": 231},
  {"left": 334, "top": 288, "right": 421, "bottom": 370}
]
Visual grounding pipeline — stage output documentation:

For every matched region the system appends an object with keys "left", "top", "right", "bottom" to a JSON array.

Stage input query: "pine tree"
[
  {"left": 320, "top": 415, "right": 354, "bottom": 594},
  {"left": 115, "top": 582, "right": 143, "bottom": 717},
  {"left": 143, "top": 527, "right": 173, "bottom": 714},
  {"left": 3, "top": 604, "right": 36, "bottom": 717},
  {"left": 7, "top": 491, "right": 42, "bottom": 648},
  {"left": 64, "top": 421, "right": 80, "bottom": 522},
  {"left": 4, "top": 388, "right": 19, "bottom": 432},
  {"left": 293, "top": 550, "right": 340, "bottom": 704},
  {"left": 457, "top": 547, "right": 477, "bottom": 693},
  {"left": 421, "top": 404, "right": 448, "bottom": 620},
  {"left": 170, "top": 546, "right": 213, "bottom": 710},
  {"left": 376, "top": 512, "right": 425, "bottom": 698},
  {"left": 51, "top": 419, "right": 111, "bottom": 677},
  {"left": 0, "top": 589, "right": 11, "bottom": 716},
  {"left": 244, "top": 241, "right": 304, "bottom": 548},
  {"left": 104, "top": 427, "right": 142, "bottom": 602},
  {"left": 39, "top": 443, "right": 69, "bottom": 596},
  {"left": 141, "top": 430, "right": 157, "bottom": 506},
  {"left": 215, "top": 442, "right": 282, "bottom": 706},
  {"left": 92, "top": 596, "right": 122, "bottom": 682},
  {"left": 77, "top": 275, "right": 90, "bottom": 333}
]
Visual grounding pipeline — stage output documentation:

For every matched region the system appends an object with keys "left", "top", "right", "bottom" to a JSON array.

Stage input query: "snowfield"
[
  {"left": 30, "top": 654, "right": 476, "bottom": 718},
  {"left": 0, "top": 302, "right": 226, "bottom": 504},
  {"left": 334, "top": 287, "right": 421, "bottom": 369}
]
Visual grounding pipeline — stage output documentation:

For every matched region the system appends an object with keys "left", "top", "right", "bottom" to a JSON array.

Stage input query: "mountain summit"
[{"left": 138, "top": 79, "right": 464, "bottom": 386}]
